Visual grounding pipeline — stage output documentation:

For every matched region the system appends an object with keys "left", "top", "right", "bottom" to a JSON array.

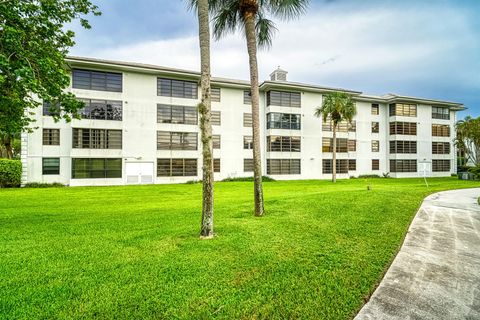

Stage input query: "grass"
[{"left": 1, "top": 177, "right": 478, "bottom": 319}]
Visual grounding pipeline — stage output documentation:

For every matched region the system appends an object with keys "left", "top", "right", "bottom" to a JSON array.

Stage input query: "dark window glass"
[
  {"left": 211, "top": 111, "right": 221, "bottom": 126},
  {"left": 267, "top": 159, "right": 301, "bottom": 175},
  {"left": 432, "top": 124, "right": 450, "bottom": 137},
  {"left": 212, "top": 135, "right": 220, "bottom": 149},
  {"left": 371, "top": 104, "right": 379, "bottom": 115},
  {"left": 78, "top": 99, "right": 122, "bottom": 121},
  {"left": 157, "top": 131, "right": 197, "bottom": 150},
  {"left": 157, "top": 104, "right": 197, "bottom": 125},
  {"left": 213, "top": 159, "right": 220, "bottom": 172},
  {"left": 243, "top": 113, "right": 252, "bottom": 127},
  {"left": 244, "top": 159, "right": 254, "bottom": 172},
  {"left": 372, "top": 140, "right": 379, "bottom": 152},
  {"left": 72, "top": 158, "right": 122, "bottom": 178},
  {"left": 389, "top": 122, "right": 417, "bottom": 135},
  {"left": 372, "top": 122, "right": 379, "bottom": 133},
  {"left": 244, "top": 136, "right": 253, "bottom": 150},
  {"left": 72, "top": 129, "right": 122, "bottom": 149},
  {"left": 157, "top": 159, "right": 197, "bottom": 176},
  {"left": 42, "top": 158, "right": 60, "bottom": 175},
  {"left": 372, "top": 159, "right": 380, "bottom": 170},
  {"left": 267, "top": 91, "right": 301, "bottom": 108},
  {"left": 211, "top": 87, "right": 221, "bottom": 102},
  {"left": 389, "top": 141, "right": 417, "bottom": 154},
  {"left": 157, "top": 78, "right": 198, "bottom": 99},
  {"left": 432, "top": 142, "right": 450, "bottom": 154},
  {"left": 348, "top": 159, "right": 356, "bottom": 171},
  {"left": 322, "top": 159, "right": 351, "bottom": 174},
  {"left": 322, "top": 138, "right": 350, "bottom": 153},
  {"left": 267, "top": 136, "right": 301, "bottom": 152},
  {"left": 266, "top": 112, "right": 301, "bottom": 130},
  {"left": 243, "top": 90, "right": 252, "bottom": 104},
  {"left": 42, "top": 129, "right": 60, "bottom": 145},
  {"left": 72, "top": 69, "right": 122, "bottom": 92},
  {"left": 432, "top": 106, "right": 450, "bottom": 120},
  {"left": 389, "top": 160, "right": 417, "bottom": 172},
  {"left": 432, "top": 160, "right": 451, "bottom": 172},
  {"left": 322, "top": 116, "right": 356, "bottom": 132},
  {"left": 389, "top": 103, "right": 417, "bottom": 117}
]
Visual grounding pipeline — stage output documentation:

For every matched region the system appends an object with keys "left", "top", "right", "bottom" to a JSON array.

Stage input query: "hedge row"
[{"left": 0, "top": 159, "right": 22, "bottom": 188}]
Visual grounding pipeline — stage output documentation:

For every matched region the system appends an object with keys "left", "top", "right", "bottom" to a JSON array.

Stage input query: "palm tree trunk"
[
  {"left": 197, "top": 0, "right": 214, "bottom": 238},
  {"left": 332, "top": 124, "right": 337, "bottom": 183},
  {"left": 244, "top": 11, "right": 265, "bottom": 217}
]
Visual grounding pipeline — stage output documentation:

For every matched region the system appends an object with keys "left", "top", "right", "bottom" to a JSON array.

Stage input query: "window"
[
  {"left": 157, "top": 78, "right": 198, "bottom": 99},
  {"left": 389, "top": 122, "right": 417, "bottom": 135},
  {"left": 432, "top": 160, "right": 450, "bottom": 172},
  {"left": 157, "top": 131, "right": 197, "bottom": 150},
  {"left": 42, "top": 129, "right": 60, "bottom": 145},
  {"left": 267, "top": 159, "right": 301, "bottom": 175},
  {"left": 432, "top": 106, "right": 450, "bottom": 120},
  {"left": 244, "top": 159, "right": 254, "bottom": 172},
  {"left": 389, "top": 141, "right": 417, "bottom": 154},
  {"left": 157, "top": 104, "right": 197, "bottom": 125},
  {"left": 72, "top": 158, "right": 122, "bottom": 178},
  {"left": 267, "top": 91, "right": 301, "bottom": 108},
  {"left": 389, "top": 103, "right": 417, "bottom": 117},
  {"left": 213, "top": 159, "right": 220, "bottom": 172},
  {"left": 211, "top": 87, "right": 221, "bottom": 102},
  {"left": 72, "top": 129, "right": 122, "bottom": 149},
  {"left": 432, "top": 124, "right": 450, "bottom": 137},
  {"left": 390, "top": 160, "right": 417, "bottom": 173},
  {"left": 372, "top": 122, "right": 379, "bottom": 133},
  {"left": 266, "top": 113, "right": 301, "bottom": 130},
  {"left": 372, "top": 140, "right": 379, "bottom": 152},
  {"left": 372, "top": 159, "right": 379, "bottom": 171},
  {"left": 211, "top": 111, "right": 221, "bottom": 126},
  {"left": 267, "top": 136, "right": 301, "bottom": 152},
  {"left": 348, "top": 140, "right": 356, "bottom": 152},
  {"left": 157, "top": 158, "right": 197, "bottom": 176},
  {"left": 42, "top": 158, "right": 60, "bottom": 175},
  {"left": 78, "top": 99, "right": 123, "bottom": 121},
  {"left": 243, "top": 90, "right": 252, "bottom": 104},
  {"left": 432, "top": 142, "right": 450, "bottom": 154},
  {"left": 348, "top": 160, "right": 357, "bottom": 171},
  {"left": 72, "top": 69, "right": 122, "bottom": 92},
  {"left": 322, "top": 138, "right": 349, "bottom": 153},
  {"left": 322, "top": 159, "right": 354, "bottom": 174},
  {"left": 244, "top": 136, "right": 253, "bottom": 149},
  {"left": 212, "top": 135, "right": 220, "bottom": 149},
  {"left": 371, "top": 104, "right": 379, "bottom": 115},
  {"left": 42, "top": 101, "right": 58, "bottom": 116},
  {"left": 322, "top": 117, "right": 356, "bottom": 132},
  {"left": 243, "top": 113, "right": 252, "bottom": 127}
]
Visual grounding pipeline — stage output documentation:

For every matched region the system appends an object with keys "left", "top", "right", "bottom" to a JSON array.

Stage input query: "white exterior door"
[{"left": 126, "top": 162, "right": 154, "bottom": 184}]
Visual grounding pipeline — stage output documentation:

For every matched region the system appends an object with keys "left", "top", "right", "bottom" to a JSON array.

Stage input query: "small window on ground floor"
[{"left": 43, "top": 158, "right": 60, "bottom": 175}]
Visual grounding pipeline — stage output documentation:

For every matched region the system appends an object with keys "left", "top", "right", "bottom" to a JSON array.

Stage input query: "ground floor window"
[
  {"left": 432, "top": 160, "right": 450, "bottom": 172},
  {"left": 214, "top": 159, "right": 220, "bottom": 173},
  {"left": 372, "top": 159, "right": 380, "bottom": 171},
  {"left": 389, "top": 160, "right": 417, "bottom": 173},
  {"left": 244, "top": 159, "right": 253, "bottom": 172},
  {"left": 267, "top": 159, "right": 301, "bottom": 175},
  {"left": 322, "top": 159, "right": 355, "bottom": 174},
  {"left": 72, "top": 158, "right": 122, "bottom": 179},
  {"left": 43, "top": 158, "right": 60, "bottom": 175},
  {"left": 157, "top": 159, "right": 197, "bottom": 177}
]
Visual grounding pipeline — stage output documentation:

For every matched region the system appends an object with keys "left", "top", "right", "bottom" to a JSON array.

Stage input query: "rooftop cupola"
[{"left": 270, "top": 66, "right": 288, "bottom": 82}]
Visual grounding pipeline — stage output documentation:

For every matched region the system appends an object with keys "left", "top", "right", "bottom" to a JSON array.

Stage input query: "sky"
[{"left": 70, "top": 0, "right": 480, "bottom": 118}]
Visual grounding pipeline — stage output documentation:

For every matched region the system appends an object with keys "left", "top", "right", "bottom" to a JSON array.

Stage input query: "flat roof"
[{"left": 66, "top": 56, "right": 466, "bottom": 110}]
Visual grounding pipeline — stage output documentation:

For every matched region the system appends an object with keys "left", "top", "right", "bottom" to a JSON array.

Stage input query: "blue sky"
[{"left": 70, "top": 0, "right": 480, "bottom": 118}]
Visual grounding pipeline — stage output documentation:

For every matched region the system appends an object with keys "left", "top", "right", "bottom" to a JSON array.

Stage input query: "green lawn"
[{"left": 1, "top": 177, "right": 478, "bottom": 319}]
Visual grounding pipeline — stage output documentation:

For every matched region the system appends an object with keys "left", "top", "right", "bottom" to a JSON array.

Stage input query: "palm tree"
[
  {"left": 190, "top": 0, "right": 214, "bottom": 238},
  {"left": 209, "top": 0, "right": 309, "bottom": 216},
  {"left": 315, "top": 92, "right": 356, "bottom": 182}
]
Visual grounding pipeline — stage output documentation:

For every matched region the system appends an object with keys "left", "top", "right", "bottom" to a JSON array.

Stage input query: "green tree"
[
  {"left": 315, "top": 92, "right": 356, "bottom": 182},
  {"left": 0, "top": 0, "right": 100, "bottom": 158},
  {"left": 209, "top": 0, "right": 309, "bottom": 216},
  {"left": 455, "top": 116, "right": 480, "bottom": 167},
  {"left": 191, "top": 0, "right": 215, "bottom": 238}
]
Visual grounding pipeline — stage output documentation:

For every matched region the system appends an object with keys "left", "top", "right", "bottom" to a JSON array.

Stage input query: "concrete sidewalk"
[{"left": 355, "top": 188, "right": 480, "bottom": 320}]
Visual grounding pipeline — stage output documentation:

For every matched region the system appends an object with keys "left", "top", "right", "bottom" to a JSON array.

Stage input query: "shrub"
[
  {"left": 382, "top": 172, "right": 391, "bottom": 178},
  {"left": 468, "top": 166, "right": 480, "bottom": 179},
  {"left": 358, "top": 174, "right": 381, "bottom": 179},
  {"left": 23, "top": 182, "right": 65, "bottom": 188},
  {"left": 0, "top": 159, "right": 22, "bottom": 188},
  {"left": 221, "top": 176, "right": 276, "bottom": 182}
]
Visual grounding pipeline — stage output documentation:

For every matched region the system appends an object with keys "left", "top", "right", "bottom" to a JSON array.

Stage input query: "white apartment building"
[{"left": 21, "top": 56, "right": 465, "bottom": 186}]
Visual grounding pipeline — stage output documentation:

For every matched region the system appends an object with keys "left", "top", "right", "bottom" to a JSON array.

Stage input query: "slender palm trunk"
[
  {"left": 244, "top": 11, "right": 265, "bottom": 216},
  {"left": 332, "top": 124, "right": 337, "bottom": 183},
  {"left": 197, "top": 0, "right": 214, "bottom": 238}
]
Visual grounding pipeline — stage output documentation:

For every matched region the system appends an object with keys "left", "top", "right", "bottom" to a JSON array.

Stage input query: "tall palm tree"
[
  {"left": 209, "top": 0, "right": 309, "bottom": 216},
  {"left": 315, "top": 92, "right": 356, "bottom": 183},
  {"left": 190, "top": 0, "right": 214, "bottom": 238}
]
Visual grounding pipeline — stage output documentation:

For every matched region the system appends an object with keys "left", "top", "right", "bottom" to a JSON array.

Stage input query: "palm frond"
[
  {"left": 211, "top": 1, "right": 241, "bottom": 40},
  {"left": 265, "top": 0, "right": 309, "bottom": 21},
  {"left": 256, "top": 13, "right": 277, "bottom": 49}
]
